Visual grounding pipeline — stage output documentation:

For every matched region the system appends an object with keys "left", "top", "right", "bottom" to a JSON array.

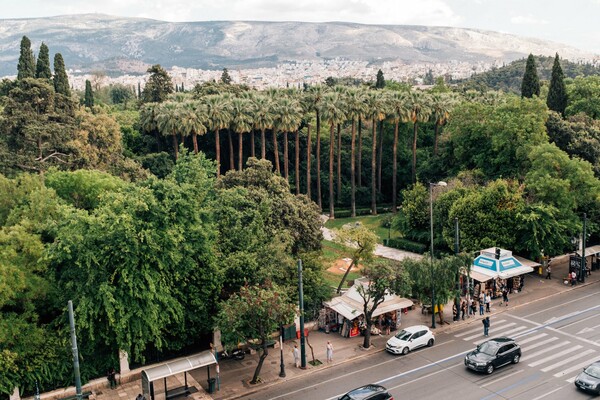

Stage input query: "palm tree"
[
  {"left": 308, "top": 85, "right": 326, "bottom": 209},
  {"left": 139, "top": 102, "right": 160, "bottom": 151},
  {"left": 333, "top": 86, "right": 349, "bottom": 203},
  {"left": 300, "top": 91, "right": 314, "bottom": 199},
  {"left": 376, "top": 92, "right": 391, "bottom": 193},
  {"left": 239, "top": 91, "right": 257, "bottom": 158},
  {"left": 345, "top": 87, "right": 367, "bottom": 217},
  {"left": 430, "top": 93, "right": 456, "bottom": 156},
  {"left": 274, "top": 96, "right": 303, "bottom": 182},
  {"left": 230, "top": 97, "right": 253, "bottom": 170},
  {"left": 205, "top": 94, "right": 232, "bottom": 176},
  {"left": 365, "top": 91, "right": 387, "bottom": 215},
  {"left": 180, "top": 100, "right": 208, "bottom": 154},
  {"left": 320, "top": 92, "right": 346, "bottom": 219},
  {"left": 407, "top": 91, "right": 432, "bottom": 183},
  {"left": 156, "top": 102, "right": 181, "bottom": 160},
  {"left": 252, "top": 94, "right": 274, "bottom": 160},
  {"left": 389, "top": 91, "right": 411, "bottom": 213}
]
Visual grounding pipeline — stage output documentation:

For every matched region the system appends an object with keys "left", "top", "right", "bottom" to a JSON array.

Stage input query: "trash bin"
[{"left": 207, "top": 378, "right": 216, "bottom": 394}]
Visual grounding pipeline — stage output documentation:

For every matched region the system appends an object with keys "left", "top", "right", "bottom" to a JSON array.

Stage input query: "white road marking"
[
  {"left": 523, "top": 291, "right": 600, "bottom": 318},
  {"left": 554, "top": 355, "right": 600, "bottom": 378},
  {"left": 473, "top": 326, "right": 529, "bottom": 345},
  {"left": 521, "top": 341, "right": 568, "bottom": 361},
  {"left": 517, "top": 333, "right": 548, "bottom": 345},
  {"left": 541, "top": 349, "right": 595, "bottom": 372},
  {"left": 481, "top": 369, "right": 524, "bottom": 387},
  {"left": 454, "top": 320, "right": 506, "bottom": 337},
  {"left": 530, "top": 386, "right": 567, "bottom": 400},
  {"left": 520, "top": 337, "right": 559, "bottom": 352},
  {"left": 462, "top": 322, "right": 516, "bottom": 341},
  {"left": 528, "top": 345, "right": 582, "bottom": 367}
]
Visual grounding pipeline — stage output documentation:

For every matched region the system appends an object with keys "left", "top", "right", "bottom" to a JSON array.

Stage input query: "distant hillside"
[
  {"left": 0, "top": 14, "right": 597, "bottom": 77},
  {"left": 456, "top": 56, "right": 600, "bottom": 93}
]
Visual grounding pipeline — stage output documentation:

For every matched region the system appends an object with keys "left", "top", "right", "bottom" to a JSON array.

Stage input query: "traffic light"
[{"left": 495, "top": 248, "right": 501, "bottom": 259}]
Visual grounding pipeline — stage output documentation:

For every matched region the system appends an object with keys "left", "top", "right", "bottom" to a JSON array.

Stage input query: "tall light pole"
[
  {"left": 580, "top": 213, "right": 587, "bottom": 283},
  {"left": 429, "top": 181, "right": 447, "bottom": 329},
  {"left": 297, "top": 259, "right": 306, "bottom": 369}
]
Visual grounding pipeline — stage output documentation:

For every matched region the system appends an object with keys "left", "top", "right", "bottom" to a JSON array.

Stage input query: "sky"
[{"left": 1, "top": 0, "right": 599, "bottom": 54}]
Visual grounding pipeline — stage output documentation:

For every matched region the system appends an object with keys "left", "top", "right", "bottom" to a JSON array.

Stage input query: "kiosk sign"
[{"left": 569, "top": 255, "right": 582, "bottom": 274}]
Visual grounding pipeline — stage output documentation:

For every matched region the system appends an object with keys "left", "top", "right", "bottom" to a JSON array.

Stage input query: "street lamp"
[
  {"left": 429, "top": 181, "right": 447, "bottom": 329},
  {"left": 581, "top": 213, "right": 587, "bottom": 283}
]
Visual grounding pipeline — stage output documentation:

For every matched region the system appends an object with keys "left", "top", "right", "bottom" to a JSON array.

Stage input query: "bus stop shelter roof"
[{"left": 141, "top": 351, "right": 217, "bottom": 383}]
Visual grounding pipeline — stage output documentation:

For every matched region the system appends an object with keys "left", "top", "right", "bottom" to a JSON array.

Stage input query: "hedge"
[{"left": 386, "top": 238, "right": 427, "bottom": 254}]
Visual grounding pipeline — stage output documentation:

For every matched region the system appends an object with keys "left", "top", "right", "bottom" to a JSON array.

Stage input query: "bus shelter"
[{"left": 141, "top": 351, "right": 217, "bottom": 399}]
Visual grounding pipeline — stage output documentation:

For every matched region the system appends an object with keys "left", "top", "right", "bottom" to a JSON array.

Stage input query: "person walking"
[
  {"left": 467, "top": 296, "right": 473, "bottom": 316},
  {"left": 461, "top": 300, "right": 467, "bottom": 320},
  {"left": 500, "top": 288, "right": 509, "bottom": 307},
  {"left": 293, "top": 344, "right": 300, "bottom": 368},
  {"left": 482, "top": 316, "right": 490, "bottom": 337},
  {"left": 546, "top": 261, "right": 552, "bottom": 280},
  {"left": 479, "top": 298, "right": 484, "bottom": 315},
  {"left": 107, "top": 368, "right": 117, "bottom": 389},
  {"left": 485, "top": 291, "right": 491, "bottom": 313},
  {"left": 326, "top": 341, "right": 333, "bottom": 363},
  {"left": 453, "top": 302, "right": 458, "bottom": 321},
  {"left": 570, "top": 271, "right": 577, "bottom": 286}
]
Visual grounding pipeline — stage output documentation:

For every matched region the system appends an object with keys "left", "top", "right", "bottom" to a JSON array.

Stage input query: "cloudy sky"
[{"left": 2, "top": 0, "right": 599, "bottom": 53}]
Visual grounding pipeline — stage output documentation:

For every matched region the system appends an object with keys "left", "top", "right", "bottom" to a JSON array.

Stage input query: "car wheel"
[
  {"left": 486, "top": 364, "right": 494, "bottom": 374},
  {"left": 402, "top": 347, "right": 410, "bottom": 355},
  {"left": 512, "top": 354, "right": 520, "bottom": 364},
  {"left": 427, "top": 339, "right": 434, "bottom": 347}
]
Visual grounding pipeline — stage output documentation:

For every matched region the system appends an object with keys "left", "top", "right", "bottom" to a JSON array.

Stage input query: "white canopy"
[
  {"left": 142, "top": 351, "right": 216, "bottom": 383},
  {"left": 577, "top": 245, "right": 600, "bottom": 257},
  {"left": 470, "top": 248, "right": 534, "bottom": 281}
]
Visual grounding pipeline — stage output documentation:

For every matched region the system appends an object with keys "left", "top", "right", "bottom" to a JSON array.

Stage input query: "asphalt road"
[{"left": 237, "top": 284, "right": 600, "bottom": 400}]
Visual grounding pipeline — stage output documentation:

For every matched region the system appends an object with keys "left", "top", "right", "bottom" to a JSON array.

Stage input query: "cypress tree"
[
  {"left": 84, "top": 79, "right": 94, "bottom": 108},
  {"left": 375, "top": 69, "right": 385, "bottom": 89},
  {"left": 547, "top": 53, "right": 568, "bottom": 116},
  {"left": 53, "top": 53, "right": 71, "bottom": 96},
  {"left": 17, "top": 35, "right": 36, "bottom": 79},
  {"left": 141, "top": 64, "right": 173, "bottom": 103},
  {"left": 181, "top": 82, "right": 184, "bottom": 92},
  {"left": 221, "top": 68, "right": 232, "bottom": 84},
  {"left": 521, "top": 54, "right": 540, "bottom": 98},
  {"left": 35, "top": 42, "right": 52, "bottom": 79}
]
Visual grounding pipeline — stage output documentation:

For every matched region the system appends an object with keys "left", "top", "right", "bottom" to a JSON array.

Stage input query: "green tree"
[
  {"left": 375, "top": 69, "right": 385, "bottom": 89},
  {"left": 109, "top": 84, "right": 133, "bottom": 105},
  {"left": 142, "top": 64, "right": 174, "bottom": 103},
  {"left": 180, "top": 101, "right": 207, "bottom": 155},
  {"left": 546, "top": 53, "right": 568, "bottom": 116},
  {"left": 221, "top": 68, "right": 232, "bottom": 84},
  {"left": 408, "top": 91, "right": 431, "bottom": 183},
  {"left": 333, "top": 223, "right": 378, "bottom": 293},
  {"left": 565, "top": 75, "right": 600, "bottom": 119},
  {"left": 17, "top": 36, "right": 35, "bottom": 80},
  {"left": 320, "top": 91, "right": 346, "bottom": 218},
  {"left": 389, "top": 91, "right": 410, "bottom": 212},
  {"left": 35, "top": 42, "right": 52, "bottom": 79},
  {"left": 365, "top": 91, "right": 387, "bottom": 214},
  {"left": 393, "top": 182, "right": 430, "bottom": 242},
  {"left": 218, "top": 282, "right": 295, "bottom": 384},
  {"left": 84, "top": 80, "right": 94, "bottom": 108},
  {"left": 307, "top": 85, "right": 327, "bottom": 209},
  {"left": 53, "top": 53, "right": 71, "bottom": 96},
  {"left": 521, "top": 54, "right": 540, "bottom": 98},
  {"left": 205, "top": 94, "right": 232, "bottom": 176},
  {"left": 230, "top": 97, "right": 253, "bottom": 170},
  {"left": 345, "top": 87, "right": 368, "bottom": 216}
]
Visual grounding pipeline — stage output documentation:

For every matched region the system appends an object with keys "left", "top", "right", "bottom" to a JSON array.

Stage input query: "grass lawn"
[
  {"left": 321, "top": 240, "right": 362, "bottom": 289},
  {"left": 323, "top": 213, "right": 400, "bottom": 244}
]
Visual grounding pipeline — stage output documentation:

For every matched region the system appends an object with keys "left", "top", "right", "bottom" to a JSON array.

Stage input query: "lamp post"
[
  {"left": 429, "top": 181, "right": 447, "bottom": 329},
  {"left": 580, "top": 213, "right": 587, "bottom": 283},
  {"left": 279, "top": 325, "right": 286, "bottom": 378}
]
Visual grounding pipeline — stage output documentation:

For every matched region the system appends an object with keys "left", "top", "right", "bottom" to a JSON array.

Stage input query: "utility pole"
[
  {"left": 298, "top": 259, "right": 306, "bottom": 368},
  {"left": 68, "top": 300, "right": 83, "bottom": 400},
  {"left": 580, "top": 213, "right": 587, "bottom": 283},
  {"left": 454, "top": 218, "right": 460, "bottom": 321}
]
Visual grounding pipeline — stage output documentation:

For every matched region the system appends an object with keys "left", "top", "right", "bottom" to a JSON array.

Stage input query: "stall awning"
[
  {"left": 468, "top": 268, "right": 494, "bottom": 282},
  {"left": 372, "top": 298, "right": 414, "bottom": 317},
  {"left": 577, "top": 245, "right": 600, "bottom": 256},
  {"left": 324, "top": 297, "right": 363, "bottom": 320},
  {"left": 513, "top": 256, "right": 541, "bottom": 269},
  {"left": 498, "top": 265, "right": 534, "bottom": 279}
]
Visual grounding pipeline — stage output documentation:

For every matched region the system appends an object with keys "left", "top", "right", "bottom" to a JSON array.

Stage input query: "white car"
[{"left": 385, "top": 325, "right": 435, "bottom": 355}]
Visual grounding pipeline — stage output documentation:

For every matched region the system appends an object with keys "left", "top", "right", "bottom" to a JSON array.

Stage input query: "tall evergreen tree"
[
  {"left": 35, "top": 42, "right": 52, "bottom": 79},
  {"left": 53, "top": 53, "right": 71, "bottom": 96},
  {"left": 375, "top": 69, "right": 385, "bottom": 89},
  {"left": 521, "top": 54, "right": 540, "bottom": 98},
  {"left": 547, "top": 53, "right": 568, "bottom": 116},
  {"left": 137, "top": 82, "right": 142, "bottom": 98},
  {"left": 221, "top": 68, "right": 232, "bottom": 84},
  {"left": 17, "top": 35, "right": 35, "bottom": 79},
  {"left": 141, "top": 64, "right": 173, "bottom": 103},
  {"left": 84, "top": 79, "right": 94, "bottom": 108}
]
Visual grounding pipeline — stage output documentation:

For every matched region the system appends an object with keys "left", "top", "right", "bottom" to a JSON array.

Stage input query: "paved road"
[{"left": 235, "top": 283, "right": 600, "bottom": 400}]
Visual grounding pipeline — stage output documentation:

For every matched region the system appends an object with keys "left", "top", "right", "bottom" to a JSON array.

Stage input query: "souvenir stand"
[{"left": 320, "top": 277, "right": 413, "bottom": 338}]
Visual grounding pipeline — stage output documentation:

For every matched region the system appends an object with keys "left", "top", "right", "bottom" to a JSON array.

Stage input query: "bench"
[
  {"left": 166, "top": 386, "right": 190, "bottom": 400},
  {"left": 60, "top": 391, "right": 92, "bottom": 400}
]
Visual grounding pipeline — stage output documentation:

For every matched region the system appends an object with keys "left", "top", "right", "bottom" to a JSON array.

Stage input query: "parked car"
[
  {"left": 339, "top": 384, "right": 393, "bottom": 400},
  {"left": 464, "top": 337, "right": 521, "bottom": 374},
  {"left": 574, "top": 360, "right": 600, "bottom": 395},
  {"left": 385, "top": 325, "right": 435, "bottom": 355}
]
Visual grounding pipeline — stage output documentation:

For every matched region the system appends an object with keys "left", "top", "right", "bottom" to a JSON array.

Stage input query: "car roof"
[
  {"left": 487, "top": 337, "right": 516, "bottom": 344},
  {"left": 403, "top": 325, "right": 429, "bottom": 333},
  {"left": 345, "top": 384, "right": 387, "bottom": 399}
]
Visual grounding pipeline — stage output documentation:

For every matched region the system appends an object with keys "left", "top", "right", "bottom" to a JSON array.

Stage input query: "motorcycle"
[{"left": 219, "top": 348, "right": 245, "bottom": 360}]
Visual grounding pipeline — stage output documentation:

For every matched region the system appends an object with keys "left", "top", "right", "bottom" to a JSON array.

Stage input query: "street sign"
[{"left": 569, "top": 255, "right": 582, "bottom": 273}]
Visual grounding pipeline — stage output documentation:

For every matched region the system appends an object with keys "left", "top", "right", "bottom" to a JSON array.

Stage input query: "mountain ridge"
[{"left": 0, "top": 14, "right": 597, "bottom": 77}]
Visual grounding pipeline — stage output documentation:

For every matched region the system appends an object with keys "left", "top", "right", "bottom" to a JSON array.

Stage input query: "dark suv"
[
  {"left": 339, "top": 384, "right": 393, "bottom": 400},
  {"left": 464, "top": 337, "right": 521, "bottom": 374}
]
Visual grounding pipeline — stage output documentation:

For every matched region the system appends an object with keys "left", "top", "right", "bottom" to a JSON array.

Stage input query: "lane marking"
[
  {"left": 541, "top": 349, "right": 595, "bottom": 372},
  {"left": 517, "top": 333, "right": 547, "bottom": 345},
  {"left": 473, "top": 326, "right": 528, "bottom": 345},
  {"left": 479, "top": 373, "right": 541, "bottom": 400},
  {"left": 462, "top": 322, "right": 516, "bottom": 341},
  {"left": 455, "top": 320, "right": 506, "bottom": 337},
  {"left": 523, "top": 291, "right": 600, "bottom": 318},
  {"left": 520, "top": 337, "right": 559, "bottom": 352},
  {"left": 481, "top": 369, "right": 524, "bottom": 387},
  {"left": 528, "top": 345, "right": 582, "bottom": 367},
  {"left": 553, "top": 355, "right": 600, "bottom": 377},
  {"left": 521, "top": 342, "right": 568, "bottom": 361},
  {"left": 530, "top": 386, "right": 566, "bottom": 400}
]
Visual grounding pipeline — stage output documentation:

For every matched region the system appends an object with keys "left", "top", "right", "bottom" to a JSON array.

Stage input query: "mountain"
[{"left": 0, "top": 14, "right": 596, "bottom": 77}]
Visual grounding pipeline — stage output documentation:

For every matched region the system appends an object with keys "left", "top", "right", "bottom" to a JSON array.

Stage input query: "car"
[
  {"left": 338, "top": 384, "right": 393, "bottom": 400},
  {"left": 385, "top": 325, "right": 435, "bottom": 355},
  {"left": 464, "top": 337, "right": 521, "bottom": 374},
  {"left": 574, "top": 360, "right": 600, "bottom": 395}
]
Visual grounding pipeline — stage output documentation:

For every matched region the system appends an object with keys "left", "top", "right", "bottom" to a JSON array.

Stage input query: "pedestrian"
[
  {"left": 571, "top": 271, "right": 577, "bottom": 286},
  {"left": 293, "top": 344, "right": 300, "bottom": 368},
  {"left": 479, "top": 299, "right": 484, "bottom": 315},
  {"left": 485, "top": 291, "right": 491, "bottom": 313},
  {"left": 501, "top": 288, "right": 509, "bottom": 307},
  {"left": 386, "top": 317, "right": 392, "bottom": 335},
  {"left": 546, "top": 263, "right": 552, "bottom": 280},
  {"left": 452, "top": 302, "right": 458, "bottom": 321},
  {"left": 461, "top": 300, "right": 467, "bottom": 320},
  {"left": 482, "top": 316, "right": 490, "bottom": 337},
  {"left": 136, "top": 394, "right": 145, "bottom": 400},
  {"left": 326, "top": 341, "right": 333, "bottom": 363},
  {"left": 107, "top": 367, "right": 117, "bottom": 389},
  {"left": 467, "top": 296, "right": 473, "bottom": 316}
]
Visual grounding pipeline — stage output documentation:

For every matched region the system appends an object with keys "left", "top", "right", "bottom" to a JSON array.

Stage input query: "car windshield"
[
  {"left": 394, "top": 330, "right": 412, "bottom": 341},
  {"left": 584, "top": 364, "right": 600, "bottom": 379},
  {"left": 477, "top": 342, "right": 499, "bottom": 356},
  {"left": 341, "top": 386, "right": 382, "bottom": 400}
]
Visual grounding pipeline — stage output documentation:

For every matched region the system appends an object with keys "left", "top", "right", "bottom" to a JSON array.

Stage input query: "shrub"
[{"left": 387, "top": 238, "right": 427, "bottom": 254}]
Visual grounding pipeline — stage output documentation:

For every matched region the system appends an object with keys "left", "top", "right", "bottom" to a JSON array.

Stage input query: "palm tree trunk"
[
  {"left": 295, "top": 130, "right": 300, "bottom": 195},
  {"left": 216, "top": 129, "right": 221, "bottom": 176},
  {"left": 251, "top": 130, "right": 255, "bottom": 158},
  {"left": 192, "top": 132, "right": 198, "bottom": 154},
  {"left": 392, "top": 121, "right": 399, "bottom": 213},
  {"left": 371, "top": 118, "right": 377, "bottom": 215},
  {"left": 377, "top": 120, "right": 383, "bottom": 193},
  {"left": 172, "top": 133, "right": 179, "bottom": 160},
  {"left": 351, "top": 119, "right": 356, "bottom": 217},
  {"left": 357, "top": 117, "right": 362, "bottom": 187},
  {"left": 238, "top": 132, "right": 243, "bottom": 171},
  {"left": 284, "top": 131, "right": 289, "bottom": 180},
  {"left": 316, "top": 112, "right": 322, "bottom": 210},
  {"left": 306, "top": 123, "right": 312, "bottom": 199},
  {"left": 336, "top": 123, "right": 341, "bottom": 204},
  {"left": 261, "top": 128, "right": 266, "bottom": 159},
  {"left": 273, "top": 130, "right": 280, "bottom": 174},
  {"left": 434, "top": 123, "right": 439, "bottom": 156},
  {"left": 329, "top": 123, "right": 335, "bottom": 219},
  {"left": 412, "top": 122, "right": 418, "bottom": 183},
  {"left": 228, "top": 129, "right": 234, "bottom": 171}
]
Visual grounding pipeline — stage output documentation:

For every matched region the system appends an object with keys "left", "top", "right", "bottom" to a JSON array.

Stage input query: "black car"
[
  {"left": 464, "top": 337, "right": 521, "bottom": 374},
  {"left": 339, "top": 384, "right": 393, "bottom": 400},
  {"left": 575, "top": 360, "right": 600, "bottom": 395}
]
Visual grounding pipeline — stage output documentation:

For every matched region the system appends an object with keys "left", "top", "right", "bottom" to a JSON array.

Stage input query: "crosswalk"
[{"left": 450, "top": 317, "right": 600, "bottom": 383}]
